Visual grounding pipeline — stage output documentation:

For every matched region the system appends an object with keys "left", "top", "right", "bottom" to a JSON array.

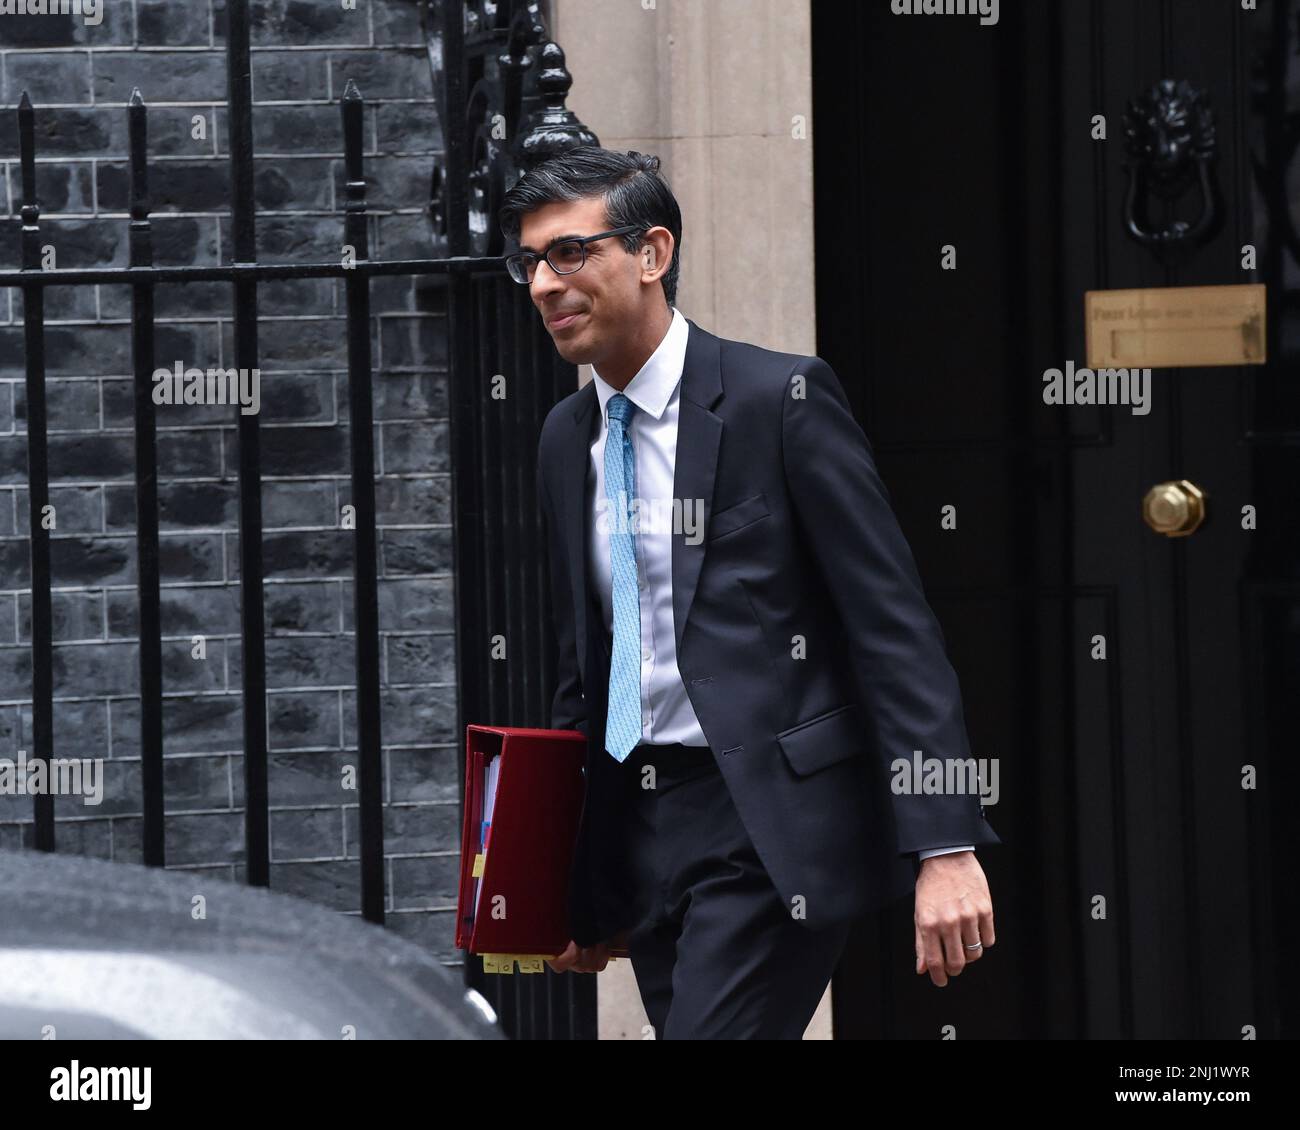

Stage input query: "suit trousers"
[{"left": 614, "top": 741, "right": 852, "bottom": 1039}]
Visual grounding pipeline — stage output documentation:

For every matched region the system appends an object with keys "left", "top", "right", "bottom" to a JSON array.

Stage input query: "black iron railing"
[{"left": 1, "top": 0, "right": 597, "bottom": 1040}]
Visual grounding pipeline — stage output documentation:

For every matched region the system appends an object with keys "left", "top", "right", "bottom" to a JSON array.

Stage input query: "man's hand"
[
  {"left": 546, "top": 941, "right": 611, "bottom": 973},
  {"left": 546, "top": 928, "right": 631, "bottom": 974},
  {"left": 914, "top": 850, "right": 995, "bottom": 987}
]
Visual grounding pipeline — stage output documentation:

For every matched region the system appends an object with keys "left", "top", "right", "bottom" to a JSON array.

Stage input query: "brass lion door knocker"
[{"left": 1121, "top": 78, "right": 1221, "bottom": 264}]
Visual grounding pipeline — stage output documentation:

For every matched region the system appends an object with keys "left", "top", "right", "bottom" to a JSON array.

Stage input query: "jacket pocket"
[
  {"left": 707, "top": 491, "right": 770, "bottom": 541},
  {"left": 775, "top": 703, "right": 864, "bottom": 776}
]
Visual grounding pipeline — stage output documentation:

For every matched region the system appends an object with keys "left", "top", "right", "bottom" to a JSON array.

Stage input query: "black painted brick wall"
[{"left": 0, "top": 0, "right": 461, "bottom": 965}]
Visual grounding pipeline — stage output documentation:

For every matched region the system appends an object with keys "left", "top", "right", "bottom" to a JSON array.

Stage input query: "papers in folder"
[{"left": 471, "top": 753, "right": 502, "bottom": 920}]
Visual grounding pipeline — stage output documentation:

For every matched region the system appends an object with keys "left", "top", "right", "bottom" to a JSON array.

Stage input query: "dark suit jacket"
[{"left": 537, "top": 316, "right": 1000, "bottom": 946}]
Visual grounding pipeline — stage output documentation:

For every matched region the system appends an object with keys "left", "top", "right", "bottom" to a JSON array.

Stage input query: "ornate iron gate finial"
[
  {"left": 427, "top": 0, "right": 600, "bottom": 258},
  {"left": 515, "top": 40, "right": 600, "bottom": 171}
]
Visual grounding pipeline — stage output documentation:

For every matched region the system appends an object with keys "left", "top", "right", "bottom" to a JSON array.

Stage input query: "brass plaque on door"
[{"left": 1085, "top": 284, "right": 1266, "bottom": 369}]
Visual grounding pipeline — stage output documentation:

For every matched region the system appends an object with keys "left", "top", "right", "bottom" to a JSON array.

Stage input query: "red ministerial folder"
[{"left": 455, "top": 725, "right": 631, "bottom": 973}]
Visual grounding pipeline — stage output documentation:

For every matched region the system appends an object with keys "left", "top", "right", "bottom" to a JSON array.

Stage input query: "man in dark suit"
[{"left": 499, "top": 147, "right": 999, "bottom": 1039}]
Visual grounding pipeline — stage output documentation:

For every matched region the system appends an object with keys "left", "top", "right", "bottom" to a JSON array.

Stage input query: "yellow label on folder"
[{"left": 481, "top": 953, "right": 552, "bottom": 974}]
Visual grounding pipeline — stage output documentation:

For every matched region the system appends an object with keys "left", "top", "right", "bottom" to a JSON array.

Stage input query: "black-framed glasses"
[{"left": 504, "top": 225, "right": 644, "bottom": 285}]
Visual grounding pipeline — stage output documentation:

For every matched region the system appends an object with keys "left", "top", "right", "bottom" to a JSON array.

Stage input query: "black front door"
[{"left": 814, "top": 0, "right": 1295, "bottom": 1039}]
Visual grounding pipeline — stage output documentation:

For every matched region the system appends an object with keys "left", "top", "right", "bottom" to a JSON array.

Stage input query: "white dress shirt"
[{"left": 586, "top": 307, "right": 971, "bottom": 862}]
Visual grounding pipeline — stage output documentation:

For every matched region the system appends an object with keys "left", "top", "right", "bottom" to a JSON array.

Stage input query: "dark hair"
[{"left": 498, "top": 146, "right": 682, "bottom": 307}]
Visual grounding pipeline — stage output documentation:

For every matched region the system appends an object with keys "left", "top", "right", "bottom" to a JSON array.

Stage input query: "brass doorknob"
[{"left": 1142, "top": 479, "right": 1206, "bottom": 537}]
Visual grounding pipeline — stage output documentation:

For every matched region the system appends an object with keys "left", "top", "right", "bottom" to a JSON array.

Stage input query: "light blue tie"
[{"left": 604, "top": 393, "right": 642, "bottom": 762}]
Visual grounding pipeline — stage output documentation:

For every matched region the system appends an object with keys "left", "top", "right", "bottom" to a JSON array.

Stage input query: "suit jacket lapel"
[
  {"left": 560, "top": 380, "right": 599, "bottom": 688},
  {"left": 671, "top": 320, "right": 724, "bottom": 658}
]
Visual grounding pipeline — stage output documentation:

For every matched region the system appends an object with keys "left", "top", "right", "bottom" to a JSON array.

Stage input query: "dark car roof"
[{"left": 0, "top": 851, "right": 501, "bottom": 1040}]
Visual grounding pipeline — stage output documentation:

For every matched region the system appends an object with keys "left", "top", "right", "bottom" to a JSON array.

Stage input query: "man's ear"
[{"left": 640, "top": 228, "right": 672, "bottom": 278}]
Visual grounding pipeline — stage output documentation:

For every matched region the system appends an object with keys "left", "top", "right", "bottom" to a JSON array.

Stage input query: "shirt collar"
[{"left": 591, "top": 306, "right": 688, "bottom": 424}]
